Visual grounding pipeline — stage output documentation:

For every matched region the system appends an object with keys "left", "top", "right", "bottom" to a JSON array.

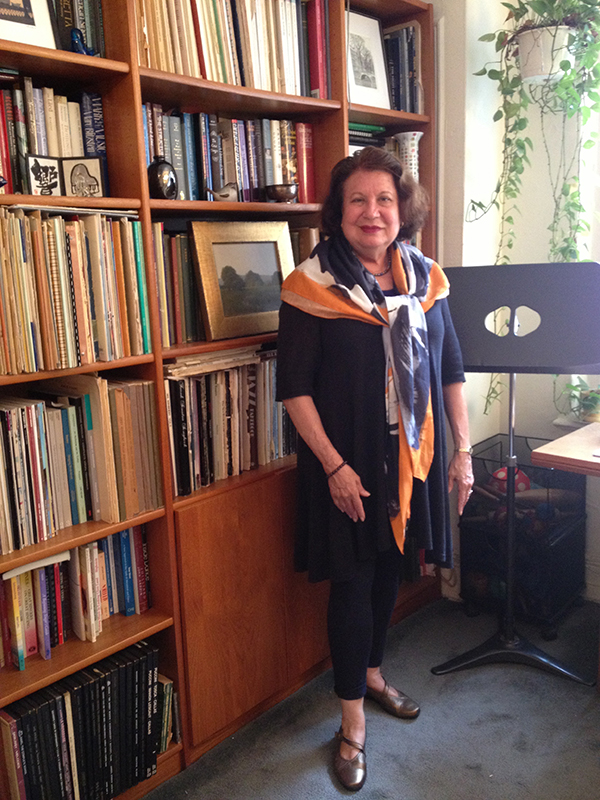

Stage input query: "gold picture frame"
[{"left": 190, "top": 220, "right": 295, "bottom": 341}]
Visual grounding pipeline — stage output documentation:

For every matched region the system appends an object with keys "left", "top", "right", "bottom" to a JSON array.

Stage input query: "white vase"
[
  {"left": 393, "top": 131, "right": 423, "bottom": 181},
  {"left": 517, "top": 25, "right": 571, "bottom": 84}
]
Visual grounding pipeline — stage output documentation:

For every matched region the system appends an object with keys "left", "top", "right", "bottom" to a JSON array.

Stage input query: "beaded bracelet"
[{"left": 326, "top": 460, "right": 348, "bottom": 480}]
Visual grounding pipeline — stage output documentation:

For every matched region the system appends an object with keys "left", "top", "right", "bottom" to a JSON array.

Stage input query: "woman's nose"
[{"left": 363, "top": 198, "right": 379, "bottom": 217}]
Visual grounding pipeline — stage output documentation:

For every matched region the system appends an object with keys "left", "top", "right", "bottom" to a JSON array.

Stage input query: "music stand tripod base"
[{"left": 431, "top": 629, "right": 595, "bottom": 685}]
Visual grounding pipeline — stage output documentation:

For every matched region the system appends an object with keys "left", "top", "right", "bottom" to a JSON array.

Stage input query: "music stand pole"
[{"left": 431, "top": 373, "right": 594, "bottom": 684}]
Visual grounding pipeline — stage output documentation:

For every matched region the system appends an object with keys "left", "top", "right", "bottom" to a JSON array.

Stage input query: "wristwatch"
[{"left": 455, "top": 446, "right": 473, "bottom": 455}]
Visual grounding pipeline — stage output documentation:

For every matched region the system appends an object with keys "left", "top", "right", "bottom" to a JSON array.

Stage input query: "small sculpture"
[
  {"left": 206, "top": 182, "right": 239, "bottom": 202},
  {"left": 148, "top": 155, "right": 178, "bottom": 200}
]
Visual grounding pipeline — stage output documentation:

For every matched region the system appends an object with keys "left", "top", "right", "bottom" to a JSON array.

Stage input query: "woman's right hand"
[{"left": 328, "top": 465, "right": 370, "bottom": 522}]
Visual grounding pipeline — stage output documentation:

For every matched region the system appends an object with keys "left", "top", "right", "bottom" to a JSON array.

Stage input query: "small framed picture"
[
  {"left": 27, "top": 155, "right": 62, "bottom": 196},
  {"left": 347, "top": 11, "right": 391, "bottom": 110},
  {"left": 61, "top": 157, "right": 105, "bottom": 198},
  {"left": 0, "top": 0, "right": 59, "bottom": 50}
]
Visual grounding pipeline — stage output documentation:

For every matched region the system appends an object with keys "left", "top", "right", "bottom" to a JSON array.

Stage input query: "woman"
[{"left": 276, "top": 146, "right": 473, "bottom": 791}]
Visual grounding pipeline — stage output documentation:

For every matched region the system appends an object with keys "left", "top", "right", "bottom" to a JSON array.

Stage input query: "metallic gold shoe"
[
  {"left": 365, "top": 678, "right": 420, "bottom": 719},
  {"left": 333, "top": 728, "right": 367, "bottom": 791}
]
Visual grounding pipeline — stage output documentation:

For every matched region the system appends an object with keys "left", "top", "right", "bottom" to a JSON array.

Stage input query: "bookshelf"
[{"left": 0, "top": 0, "right": 439, "bottom": 796}]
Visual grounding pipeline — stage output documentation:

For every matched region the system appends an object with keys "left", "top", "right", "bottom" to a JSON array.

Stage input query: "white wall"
[{"left": 431, "top": 0, "right": 600, "bottom": 602}]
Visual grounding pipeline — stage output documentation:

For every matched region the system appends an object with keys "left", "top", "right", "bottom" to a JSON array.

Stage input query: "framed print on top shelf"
[
  {"left": 0, "top": 0, "right": 59, "bottom": 49},
  {"left": 347, "top": 11, "right": 391, "bottom": 110},
  {"left": 190, "top": 220, "right": 295, "bottom": 342}
]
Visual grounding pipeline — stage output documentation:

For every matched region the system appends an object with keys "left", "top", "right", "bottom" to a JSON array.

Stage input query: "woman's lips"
[{"left": 360, "top": 226, "right": 382, "bottom": 233}]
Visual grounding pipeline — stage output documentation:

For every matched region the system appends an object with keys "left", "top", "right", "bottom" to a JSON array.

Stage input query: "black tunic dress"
[{"left": 276, "top": 294, "right": 465, "bottom": 584}]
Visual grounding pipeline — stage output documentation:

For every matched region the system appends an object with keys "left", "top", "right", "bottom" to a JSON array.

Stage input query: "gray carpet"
[{"left": 147, "top": 598, "right": 600, "bottom": 799}]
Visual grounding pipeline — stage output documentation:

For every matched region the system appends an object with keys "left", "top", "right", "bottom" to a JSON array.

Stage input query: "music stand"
[{"left": 431, "top": 262, "right": 600, "bottom": 685}]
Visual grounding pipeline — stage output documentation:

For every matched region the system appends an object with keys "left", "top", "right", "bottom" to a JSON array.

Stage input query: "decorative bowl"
[{"left": 265, "top": 183, "right": 299, "bottom": 203}]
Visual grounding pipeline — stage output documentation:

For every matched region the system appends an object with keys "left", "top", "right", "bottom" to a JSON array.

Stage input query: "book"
[
  {"left": 18, "top": 570, "right": 38, "bottom": 659},
  {"left": 118, "top": 528, "right": 136, "bottom": 616},
  {"left": 295, "top": 121, "right": 315, "bottom": 203},
  {"left": 4, "top": 574, "right": 25, "bottom": 670},
  {"left": 0, "top": 709, "right": 26, "bottom": 800}
]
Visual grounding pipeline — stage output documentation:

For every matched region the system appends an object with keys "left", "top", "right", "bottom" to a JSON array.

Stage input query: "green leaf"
[
  {"left": 487, "top": 69, "right": 503, "bottom": 81},
  {"left": 584, "top": 139, "right": 596, "bottom": 149},
  {"left": 493, "top": 109, "right": 504, "bottom": 122},
  {"left": 473, "top": 67, "right": 488, "bottom": 76},
  {"left": 479, "top": 33, "right": 497, "bottom": 42}
]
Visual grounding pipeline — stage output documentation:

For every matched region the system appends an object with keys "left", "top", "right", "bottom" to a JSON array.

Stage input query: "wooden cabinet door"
[
  {"left": 176, "top": 477, "right": 288, "bottom": 746},
  {"left": 279, "top": 469, "right": 331, "bottom": 680}
]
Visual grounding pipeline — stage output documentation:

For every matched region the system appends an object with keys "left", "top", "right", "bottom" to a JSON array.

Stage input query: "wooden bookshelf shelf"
[
  {"left": 348, "top": 104, "right": 430, "bottom": 127},
  {"left": 163, "top": 333, "right": 277, "bottom": 360},
  {"left": 139, "top": 68, "right": 342, "bottom": 118},
  {"left": 0, "top": 354, "right": 155, "bottom": 386},
  {"left": 0, "top": 195, "right": 141, "bottom": 209},
  {"left": 0, "top": 608, "right": 173, "bottom": 707},
  {"left": 0, "top": 509, "right": 165, "bottom": 574},
  {"left": 0, "top": 38, "right": 129, "bottom": 81},
  {"left": 173, "top": 456, "right": 297, "bottom": 510},
  {"left": 149, "top": 198, "right": 321, "bottom": 215}
]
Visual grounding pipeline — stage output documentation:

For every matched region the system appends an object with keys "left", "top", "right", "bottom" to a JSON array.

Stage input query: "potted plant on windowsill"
[{"left": 555, "top": 377, "right": 600, "bottom": 422}]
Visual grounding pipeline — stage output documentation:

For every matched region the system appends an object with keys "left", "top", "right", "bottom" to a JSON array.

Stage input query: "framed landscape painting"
[{"left": 190, "top": 220, "right": 295, "bottom": 341}]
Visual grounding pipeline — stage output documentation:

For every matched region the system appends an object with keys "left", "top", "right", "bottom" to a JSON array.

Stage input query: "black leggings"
[{"left": 327, "top": 543, "right": 403, "bottom": 700}]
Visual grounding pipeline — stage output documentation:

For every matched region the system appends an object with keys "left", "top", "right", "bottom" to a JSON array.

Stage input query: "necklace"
[{"left": 371, "top": 249, "right": 392, "bottom": 277}]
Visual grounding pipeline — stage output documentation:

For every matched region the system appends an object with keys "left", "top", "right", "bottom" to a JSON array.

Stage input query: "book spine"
[
  {"left": 182, "top": 112, "right": 199, "bottom": 200},
  {"left": 2, "top": 90, "right": 20, "bottom": 192},
  {"left": 19, "top": 570, "right": 38, "bottom": 659},
  {"left": 6, "top": 575, "right": 26, "bottom": 670},
  {"left": 132, "top": 220, "right": 151, "bottom": 354},
  {"left": 118, "top": 529, "right": 136, "bottom": 616},
  {"left": 295, "top": 121, "right": 315, "bottom": 203},
  {"left": 0, "top": 99, "right": 14, "bottom": 194},
  {"left": 12, "top": 88, "right": 29, "bottom": 192},
  {"left": 168, "top": 114, "right": 186, "bottom": 200}
]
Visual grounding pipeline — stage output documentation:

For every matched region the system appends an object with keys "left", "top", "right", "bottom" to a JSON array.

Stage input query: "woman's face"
[{"left": 341, "top": 169, "right": 401, "bottom": 262}]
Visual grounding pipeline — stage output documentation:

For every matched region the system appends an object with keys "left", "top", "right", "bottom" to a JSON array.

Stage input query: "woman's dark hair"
[{"left": 320, "top": 146, "right": 429, "bottom": 240}]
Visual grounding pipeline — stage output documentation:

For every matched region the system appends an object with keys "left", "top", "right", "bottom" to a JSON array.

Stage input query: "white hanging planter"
[{"left": 517, "top": 25, "right": 572, "bottom": 83}]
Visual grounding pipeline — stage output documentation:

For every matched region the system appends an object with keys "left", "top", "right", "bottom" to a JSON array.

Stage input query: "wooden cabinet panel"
[
  {"left": 176, "top": 479, "right": 289, "bottom": 746},
  {"left": 279, "top": 469, "right": 331, "bottom": 680}
]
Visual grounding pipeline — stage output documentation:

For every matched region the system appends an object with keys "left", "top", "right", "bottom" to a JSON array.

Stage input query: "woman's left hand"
[{"left": 448, "top": 451, "right": 474, "bottom": 516}]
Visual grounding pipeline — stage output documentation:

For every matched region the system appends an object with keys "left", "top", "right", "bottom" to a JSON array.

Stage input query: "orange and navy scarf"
[{"left": 281, "top": 233, "right": 449, "bottom": 552}]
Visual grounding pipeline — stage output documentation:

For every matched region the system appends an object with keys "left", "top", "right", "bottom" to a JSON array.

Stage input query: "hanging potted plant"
[
  {"left": 467, "top": 0, "right": 600, "bottom": 265},
  {"left": 466, "top": 1, "right": 600, "bottom": 413}
]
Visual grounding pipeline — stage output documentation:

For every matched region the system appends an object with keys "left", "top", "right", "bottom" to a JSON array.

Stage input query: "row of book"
[
  {"left": 143, "top": 104, "right": 315, "bottom": 203},
  {"left": 164, "top": 347, "right": 297, "bottom": 496},
  {"left": 0, "top": 375, "right": 163, "bottom": 556},
  {"left": 383, "top": 21, "right": 423, "bottom": 115},
  {"left": 0, "top": 527, "right": 151, "bottom": 671},
  {"left": 0, "top": 642, "right": 177, "bottom": 800},
  {"left": 0, "top": 77, "right": 107, "bottom": 196},
  {"left": 135, "top": 0, "right": 331, "bottom": 99},
  {"left": 0, "top": 208, "right": 151, "bottom": 376}
]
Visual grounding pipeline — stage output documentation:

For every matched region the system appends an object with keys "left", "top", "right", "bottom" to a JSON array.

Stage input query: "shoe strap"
[{"left": 335, "top": 729, "right": 365, "bottom": 754}]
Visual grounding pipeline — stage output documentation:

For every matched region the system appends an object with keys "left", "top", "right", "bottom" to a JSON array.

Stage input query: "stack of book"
[
  {"left": 0, "top": 376, "right": 163, "bottom": 556},
  {"left": 164, "top": 346, "right": 297, "bottom": 496},
  {"left": 0, "top": 79, "right": 107, "bottom": 195},
  {"left": 348, "top": 123, "right": 388, "bottom": 152},
  {"left": 135, "top": 0, "right": 330, "bottom": 98},
  {"left": 383, "top": 20, "right": 423, "bottom": 115},
  {"left": 0, "top": 208, "right": 151, "bottom": 376},
  {"left": 143, "top": 104, "right": 315, "bottom": 203},
  {"left": 0, "top": 528, "right": 152, "bottom": 671},
  {"left": 0, "top": 640, "right": 167, "bottom": 798}
]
